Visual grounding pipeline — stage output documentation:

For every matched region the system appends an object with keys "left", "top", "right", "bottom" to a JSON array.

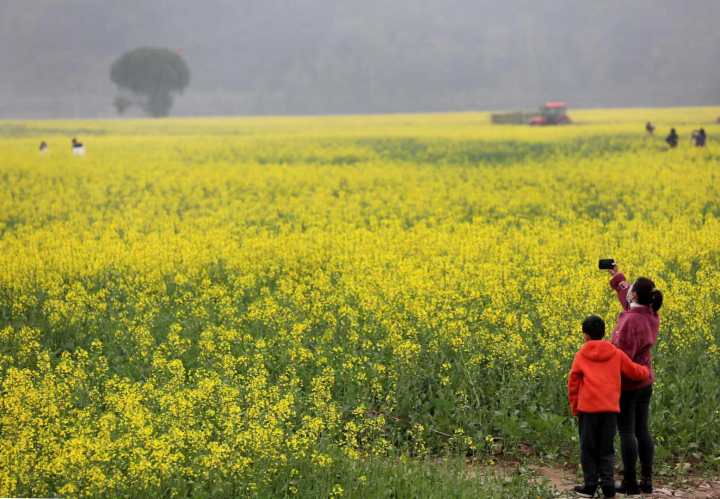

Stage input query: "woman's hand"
[{"left": 608, "top": 263, "right": 619, "bottom": 276}]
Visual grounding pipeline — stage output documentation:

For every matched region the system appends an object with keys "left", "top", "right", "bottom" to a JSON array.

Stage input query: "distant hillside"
[{"left": 1, "top": 0, "right": 719, "bottom": 117}]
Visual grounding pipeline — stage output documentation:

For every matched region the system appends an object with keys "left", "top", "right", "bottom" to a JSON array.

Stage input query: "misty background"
[{"left": 1, "top": 0, "right": 719, "bottom": 118}]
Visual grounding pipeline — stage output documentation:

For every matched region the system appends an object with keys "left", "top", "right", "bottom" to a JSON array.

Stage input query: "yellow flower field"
[{"left": 1, "top": 108, "right": 719, "bottom": 497}]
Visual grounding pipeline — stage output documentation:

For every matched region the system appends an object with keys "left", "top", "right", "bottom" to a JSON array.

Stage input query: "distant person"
[
  {"left": 665, "top": 128, "right": 678, "bottom": 148},
  {"left": 568, "top": 315, "right": 650, "bottom": 499},
  {"left": 645, "top": 122, "right": 655, "bottom": 135},
  {"left": 71, "top": 138, "right": 86, "bottom": 156},
  {"left": 39, "top": 141, "right": 49, "bottom": 154},
  {"left": 693, "top": 128, "right": 706, "bottom": 147}
]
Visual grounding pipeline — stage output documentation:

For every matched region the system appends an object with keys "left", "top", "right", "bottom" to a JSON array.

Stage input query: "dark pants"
[
  {"left": 618, "top": 385, "right": 654, "bottom": 482},
  {"left": 578, "top": 412, "right": 617, "bottom": 487}
]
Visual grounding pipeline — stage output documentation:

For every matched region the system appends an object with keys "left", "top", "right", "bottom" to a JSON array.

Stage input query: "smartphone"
[{"left": 598, "top": 258, "right": 615, "bottom": 270}]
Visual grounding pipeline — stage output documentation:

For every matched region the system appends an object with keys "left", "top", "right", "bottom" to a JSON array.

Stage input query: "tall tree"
[{"left": 110, "top": 47, "right": 190, "bottom": 117}]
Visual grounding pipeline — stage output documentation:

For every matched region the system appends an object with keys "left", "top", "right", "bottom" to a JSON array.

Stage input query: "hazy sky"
[{"left": 1, "top": 0, "right": 718, "bottom": 118}]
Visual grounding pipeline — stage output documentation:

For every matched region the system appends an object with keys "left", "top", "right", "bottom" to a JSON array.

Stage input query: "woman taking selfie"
[{"left": 608, "top": 264, "right": 663, "bottom": 495}]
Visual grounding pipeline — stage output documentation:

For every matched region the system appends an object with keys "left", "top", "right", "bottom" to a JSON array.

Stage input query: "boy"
[{"left": 568, "top": 315, "right": 650, "bottom": 498}]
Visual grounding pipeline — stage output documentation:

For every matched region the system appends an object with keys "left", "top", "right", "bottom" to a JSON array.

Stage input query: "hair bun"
[
  {"left": 634, "top": 277, "right": 663, "bottom": 312},
  {"left": 650, "top": 288, "right": 663, "bottom": 312}
]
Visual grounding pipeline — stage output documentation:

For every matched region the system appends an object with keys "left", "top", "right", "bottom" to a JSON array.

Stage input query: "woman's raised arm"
[{"left": 608, "top": 265, "right": 631, "bottom": 311}]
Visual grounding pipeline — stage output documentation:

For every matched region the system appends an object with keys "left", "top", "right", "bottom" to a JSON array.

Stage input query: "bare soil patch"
[{"left": 532, "top": 464, "right": 720, "bottom": 498}]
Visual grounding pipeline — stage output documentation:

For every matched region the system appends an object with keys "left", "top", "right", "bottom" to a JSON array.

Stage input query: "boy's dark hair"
[{"left": 582, "top": 315, "right": 605, "bottom": 340}]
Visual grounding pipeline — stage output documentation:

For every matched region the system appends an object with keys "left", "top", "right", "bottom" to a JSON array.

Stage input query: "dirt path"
[{"left": 532, "top": 465, "right": 720, "bottom": 498}]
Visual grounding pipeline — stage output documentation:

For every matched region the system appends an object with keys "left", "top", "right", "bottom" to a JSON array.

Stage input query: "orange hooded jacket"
[{"left": 567, "top": 340, "right": 649, "bottom": 416}]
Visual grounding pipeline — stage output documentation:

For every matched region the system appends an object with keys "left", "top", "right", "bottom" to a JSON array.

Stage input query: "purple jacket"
[{"left": 609, "top": 273, "right": 659, "bottom": 391}]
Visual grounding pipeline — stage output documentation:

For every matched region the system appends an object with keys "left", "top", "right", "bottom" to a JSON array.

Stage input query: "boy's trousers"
[{"left": 578, "top": 412, "right": 617, "bottom": 487}]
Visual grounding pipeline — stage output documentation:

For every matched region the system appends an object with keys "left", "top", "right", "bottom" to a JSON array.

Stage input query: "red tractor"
[{"left": 529, "top": 101, "right": 571, "bottom": 125}]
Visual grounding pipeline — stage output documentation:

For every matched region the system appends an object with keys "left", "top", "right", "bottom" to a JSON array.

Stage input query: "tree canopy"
[{"left": 110, "top": 47, "right": 190, "bottom": 117}]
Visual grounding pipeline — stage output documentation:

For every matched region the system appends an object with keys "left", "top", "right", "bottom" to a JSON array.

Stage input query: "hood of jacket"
[{"left": 580, "top": 340, "right": 616, "bottom": 362}]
